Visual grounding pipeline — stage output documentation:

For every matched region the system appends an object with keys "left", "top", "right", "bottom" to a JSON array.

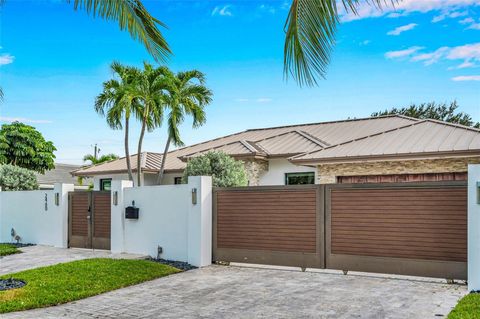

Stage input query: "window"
[
  {"left": 285, "top": 172, "right": 315, "bottom": 185},
  {"left": 100, "top": 178, "right": 112, "bottom": 191},
  {"left": 174, "top": 177, "right": 183, "bottom": 185}
]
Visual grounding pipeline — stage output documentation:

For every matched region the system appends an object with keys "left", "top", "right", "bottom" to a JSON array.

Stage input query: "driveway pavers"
[{"left": 1, "top": 262, "right": 467, "bottom": 319}]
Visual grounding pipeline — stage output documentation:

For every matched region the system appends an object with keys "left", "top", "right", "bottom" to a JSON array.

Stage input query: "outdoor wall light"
[
  {"left": 54, "top": 193, "right": 60, "bottom": 206},
  {"left": 191, "top": 188, "right": 197, "bottom": 205},
  {"left": 44, "top": 193, "right": 48, "bottom": 211},
  {"left": 113, "top": 191, "right": 118, "bottom": 206}
]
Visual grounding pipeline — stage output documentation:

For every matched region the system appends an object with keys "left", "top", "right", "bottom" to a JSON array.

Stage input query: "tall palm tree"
[
  {"left": 0, "top": 87, "right": 3, "bottom": 102},
  {"left": 284, "top": 0, "right": 394, "bottom": 86},
  {"left": 95, "top": 62, "right": 141, "bottom": 183},
  {"left": 83, "top": 153, "right": 119, "bottom": 165},
  {"left": 132, "top": 62, "right": 167, "bottom": 186},
  {"left": 0, "top": 0, "right": 170, "bottom": 62},
  {"left": 156, "top": 70, "right": 212, "bottom": 185}
]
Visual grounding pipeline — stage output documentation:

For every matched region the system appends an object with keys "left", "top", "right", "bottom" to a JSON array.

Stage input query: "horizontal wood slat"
[
  {"left": 93, "top": 193, "right": 111, "bottom": 238},
  {"left": 216, "top": 189, "right": 318, "bottom": 253},
  {"left": 330, "top": 186, "right": 467, "bottom": 262},
  {"left": 70, "top": 194, "right": 89, "bottom": 236}
]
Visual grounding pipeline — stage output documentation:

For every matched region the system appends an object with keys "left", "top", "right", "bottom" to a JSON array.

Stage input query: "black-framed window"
[
  {"left": 174, "top": 177, "right": 183, "bottom": 185},
  {"left": 100, "top": 178, "right": 112, "bottom": 191},
  {"left": 285, "top": 172, "right": 315, "bottom": 185}
]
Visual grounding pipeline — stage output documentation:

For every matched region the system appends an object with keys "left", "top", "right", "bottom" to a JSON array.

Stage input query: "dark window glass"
[
  {"left": 285, "top": 172, "right": 315, "bottom": 185},
  {"left": 174, "top": 177, "right": 183, "bottom": 185},
  {"left": 100, "top": 179, "right": 112, "bottom": 191}
]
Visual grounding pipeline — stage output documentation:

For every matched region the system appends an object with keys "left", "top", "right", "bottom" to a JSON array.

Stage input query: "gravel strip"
[
  {"left": 147, "top": 258, "right": 197, "bottom": 271},
  {"left": 0, "top": 278, "right": 26, "bottom": 291}
]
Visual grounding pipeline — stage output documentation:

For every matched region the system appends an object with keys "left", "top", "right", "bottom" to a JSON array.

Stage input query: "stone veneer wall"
[
  {"left": 243, "top": 160, "right": 269, "bottom": 186},
  {"left": 317, "top": 157, "right": 480, "bottom": 184}
]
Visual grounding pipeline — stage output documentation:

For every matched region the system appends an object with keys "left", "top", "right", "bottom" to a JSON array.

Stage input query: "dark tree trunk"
[{"left": 136, "top": 118, "right": 147, "bottom": 187}]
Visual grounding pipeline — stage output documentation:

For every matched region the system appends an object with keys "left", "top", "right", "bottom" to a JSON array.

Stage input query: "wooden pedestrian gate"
[
  {"left": 213, "top": 182, "right": 467, "bottom": 280},
  {"left": 68, "top": 191, "right": 111, "bottom": 250}
]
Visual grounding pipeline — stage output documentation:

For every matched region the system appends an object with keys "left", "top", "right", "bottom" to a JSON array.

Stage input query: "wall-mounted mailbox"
[{"left": 125, "top": 206, "right": 139, "bottom": 219}]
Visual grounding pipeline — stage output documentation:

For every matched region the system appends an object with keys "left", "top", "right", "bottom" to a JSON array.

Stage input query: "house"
[
  {"left": 36, "top": 163, "right": 92, "bottom": 190},
  {"left": 72, "top": 115, "right": 480, "bottom": 189}
]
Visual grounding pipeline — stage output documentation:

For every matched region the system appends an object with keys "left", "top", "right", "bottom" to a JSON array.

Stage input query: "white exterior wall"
[
  {"left": 468, "top": 164, "right": 480, "bottom": 291},
  {"left": 111, "top": 176, "right": 212, "bottom": 267},
  {"left": 0, "top": 183, "right": 74, "bottom": 247},
  {"left": 259, "top": 159, "right": 317, "bottom": 185}
]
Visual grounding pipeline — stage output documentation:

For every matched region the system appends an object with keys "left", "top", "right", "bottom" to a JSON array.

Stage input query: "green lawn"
[
  {"left": 0, "top": 258, "right": 180, "bottom": 313},
  {"left": 448, "top": 293, "right": 480, "bottom": 319},
  {"left": 0, "top": 244, "right": 20, "bottom": 256}
]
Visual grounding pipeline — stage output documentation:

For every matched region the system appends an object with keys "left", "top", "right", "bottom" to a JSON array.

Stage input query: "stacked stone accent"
[
  {"left": 243, "top": 160, "right": 269, "bottom": 186},
  {"left": 317, "top": 157, "right": 480, "bottom": 184}
]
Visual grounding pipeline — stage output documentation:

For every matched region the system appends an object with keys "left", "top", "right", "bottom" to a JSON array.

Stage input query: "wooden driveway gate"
[
  {"left": 68, "top": 191, "right": 111, "bottom": 250},
  {"left": 213, "top": 181, "right": 467, "bottom": 279}
]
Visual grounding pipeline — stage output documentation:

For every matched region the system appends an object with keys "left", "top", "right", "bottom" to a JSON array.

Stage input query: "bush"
[
  {"left": 182, "top": 151, "right": 248, "bottom": 187},
  {"left": 0, "top": 164, "right": 39, "bottom": 191}
]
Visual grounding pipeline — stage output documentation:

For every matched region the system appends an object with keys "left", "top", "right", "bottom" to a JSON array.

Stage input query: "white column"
[
  {"left": 53, "top": 183, "right": 75, "bottom": 248},
  {"left": 110, "top": 180, "right": 133, "bottom": 253},
  {"left": 187, "top": 176, "right": 212, "bottom": 267},
  {"left": 468, "top": 164, "right": 480, "bottom": 291}
]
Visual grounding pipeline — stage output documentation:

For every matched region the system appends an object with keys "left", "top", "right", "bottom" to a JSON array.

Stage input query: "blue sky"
[{"left": 1, "top": 0, "right": 479, "bottom": 164}]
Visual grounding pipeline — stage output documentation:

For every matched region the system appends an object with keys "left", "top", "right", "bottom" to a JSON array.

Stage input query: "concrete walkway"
[
  {"left": 0, "top": 245, "right": 144, "bottom": 275},
  {"left": 2, "top": 264, "right": 467, "bottom": 319}
]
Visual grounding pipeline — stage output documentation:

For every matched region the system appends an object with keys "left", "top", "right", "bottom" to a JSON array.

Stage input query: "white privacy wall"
[
  {"left": 468, "top": 164, "right": 480, "bottom": 291},
  {"left": 111, "top": 176, "right": 212, "bottom": 267},
  {"left": 0, "top": 183, "right": 73, "bottom": 247}
]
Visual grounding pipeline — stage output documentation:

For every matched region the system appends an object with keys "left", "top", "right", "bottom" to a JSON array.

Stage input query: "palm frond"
[
  {"left": 70, "top": 0, "right": 171, "bottom": 62},
  {"left": 284, "top": 0, "right": 394, "bottom": 86}
]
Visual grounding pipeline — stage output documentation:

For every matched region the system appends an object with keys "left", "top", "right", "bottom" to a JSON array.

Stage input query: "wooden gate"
[
  {"left": 325, "top": 182, "right": 467, "bottom": 280},
  {"left": 68, "top": 191, "right": 111, "bottom": 250},
  {"left": 213, "top": 185, "right": 324, "bottom": 269},
  {"left": 213, "top": 181, "right": 467, "bottom": 279}
]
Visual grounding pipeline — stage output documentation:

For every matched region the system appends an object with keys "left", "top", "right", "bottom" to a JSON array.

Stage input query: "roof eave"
[{"left": 289, "top": 150, "right": 480, "bottom": 165}]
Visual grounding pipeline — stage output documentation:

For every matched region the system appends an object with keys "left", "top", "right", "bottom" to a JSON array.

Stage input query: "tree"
[
  {"left": 95, "top": 62, "right": 142, "bottom": 183},
  {"left": 0, "top": 122, "right": 56, "bottom": 174},
  {"left": 156, "top": 69, "right": 212, "bottom": 184},
  {"left": 372, "top": 101, "right": 480, "bottom": 128},
  {"left": 0, "top": 164, "right": 38, "bottom": 191},
  {"left": 284, "top": 1, "right": 393, "bottom": 86},
  {"left": 182, "top": 151, "right": 248, "bottom": 187},
  {"left": 83, "top": 153, "right": 119, "bottom": 165},
  {"left": 131, "top": 62, "right": 167, "bottom": 186},
  {"left": 0, "top": 1, "right": 170, "bottom": 63}
]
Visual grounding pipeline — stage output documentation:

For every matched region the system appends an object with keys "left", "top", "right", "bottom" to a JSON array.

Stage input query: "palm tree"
[
  {"left": 95, "top": 62, "right": 141, "bottom": 183},
  {"left": 83, "top": 153, "right": 119, "bottom": 165},
  {"left": 0, "top": 0, "right": 170, "bottom": 63},
  {"left": 156, "top": 70, "right": 212, "bottom": 185},
  {"left": 0, "top": 87, "right": 3, "bottom": 102},
  {"left": 284, "top": 0, "right": 393, "bottom": 86},
  {"left": 132, "top": 62, "right": 167, "bottom": 186}
]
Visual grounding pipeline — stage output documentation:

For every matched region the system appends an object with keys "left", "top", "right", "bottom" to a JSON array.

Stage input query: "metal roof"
[
  {"left": 36, "top": 163, "right": 92, "bottom": 186},
  {"left": 73, "top": 115, "right": 446, "bottom": 176},
  {"left": 291, "top": 120, "right": 480, "bottom": 164}
]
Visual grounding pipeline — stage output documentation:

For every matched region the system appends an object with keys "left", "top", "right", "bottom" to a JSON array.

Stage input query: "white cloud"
[
  {"left": 433, "top": 10, "right": 469, "bottom": 22},
  {"left": 388, "top": 43, "right": 480, "bottom": 69},
  {"left": 467, "top": 22, "right": 480, "bottom": 30},
  {"left": 0, "top": 53, "right": 14, "bottom": 65},
  {"left": 256, "top": 98, "right": 272, "bottom": 103},
  {"left": 212, "top": 5, "right": 232, "bottom": 17},
  {"left": 459, "top": 17, "right": 475, "bottom": 24},
  {"left": 451, "top": 75, "right": 480, "bottom": 81},
  {"left": 259, "top": 4, "right": 275, "bottom": 14},
  {"left": 0, "top": 117, "right": 52, "bottom": 124},
  {"left": 234, "top": 98, "right": 249, "bottom": 102},
  {"left": 387, "top": 23, "right": 418, "bottom": 36},
  {"left": 360, "top": 40, "right": 371, "bottom": 46},
  {"left": 385, "top": 46, "right": 424, "bottom": 59},
  {"left": 340, "top": 0, "right": 479, "bottom": 22}
]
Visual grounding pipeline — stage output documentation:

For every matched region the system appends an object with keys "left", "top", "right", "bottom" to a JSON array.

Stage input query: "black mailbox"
[{"left": 125, "top": 206, "right": 139, "bottom": 219}]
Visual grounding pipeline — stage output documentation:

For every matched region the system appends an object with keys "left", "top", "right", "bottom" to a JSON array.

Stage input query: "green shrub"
[
  {"left": 0, "top": 164, "right": 39, "bottom": 191},
  {"left": 182, "top": 151, "right": 248, "bottom": 187}
]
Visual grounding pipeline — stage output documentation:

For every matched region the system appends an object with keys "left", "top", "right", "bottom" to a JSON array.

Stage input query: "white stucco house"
[{"left": 72, "top": 115, "right": 480, "bottom": 189}]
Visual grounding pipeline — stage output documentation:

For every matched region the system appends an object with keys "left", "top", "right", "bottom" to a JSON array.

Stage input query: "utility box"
[{"left": 125, "top": 206, "right": 139, "bottom": 219}]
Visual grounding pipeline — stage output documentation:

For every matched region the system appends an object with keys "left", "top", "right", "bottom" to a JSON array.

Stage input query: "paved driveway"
[{"left": 2, "top": 262, "right": 466, "bottom": 319}]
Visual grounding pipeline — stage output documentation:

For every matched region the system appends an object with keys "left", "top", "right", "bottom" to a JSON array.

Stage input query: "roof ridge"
[
  {"left": 290, "top": 120, "right": 428, "bottom": 160},
  {"left": 245, "top": 114, "right": 417, "bottom": 132},
  {"left": 295, "top": 130, "right": 330, "bottom": 147},
  {"left": 423, "top": 118, "right": 480, "bottom": 132}
]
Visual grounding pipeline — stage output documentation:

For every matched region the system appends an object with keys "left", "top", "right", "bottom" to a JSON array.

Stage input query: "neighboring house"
[
  {"left": 36, "top": 163, "right": 92, "bottom": 190},
  {"left": 72, "top": 115, "right": 480, "bottom": 188}
]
